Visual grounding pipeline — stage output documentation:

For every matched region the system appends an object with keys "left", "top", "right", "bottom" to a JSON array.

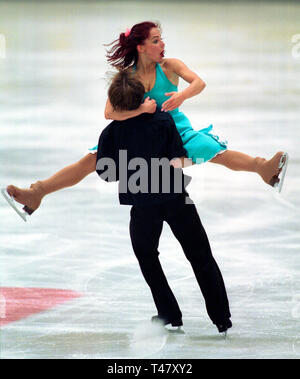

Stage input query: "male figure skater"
[{"left": 96, "top": 70, "right": 232, "bottom": 334}]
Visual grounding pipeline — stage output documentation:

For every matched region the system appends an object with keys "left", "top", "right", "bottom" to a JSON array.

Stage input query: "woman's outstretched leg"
[
  {"left": 210, "top": 150, "right": 284, "bottom": 186},
  {"left": 171, "top": 150, "right": 285, "bottom": 187},
  {"left": 6, "top": 153, "right": 97, "bottom": 214}
]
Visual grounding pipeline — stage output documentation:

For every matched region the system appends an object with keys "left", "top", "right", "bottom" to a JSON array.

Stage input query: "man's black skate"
[{"left": 216, "top": 319, "right": 232, "bottom": 337}]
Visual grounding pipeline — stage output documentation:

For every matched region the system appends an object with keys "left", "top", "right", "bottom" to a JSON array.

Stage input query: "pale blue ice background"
[{"left": 0, "top": 0, "right": 300, "bottom": 359}]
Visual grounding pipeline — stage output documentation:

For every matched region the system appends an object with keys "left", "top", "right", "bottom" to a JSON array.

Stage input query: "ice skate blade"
[
  {"left": 167, "top": 326, "right": 185, "bottom": 334},
  {"left": 274, "top": 152, "right": 289, "bottom": 193},
  {"left": 1, "top": 188, "right": 27, "bottom": 222}
]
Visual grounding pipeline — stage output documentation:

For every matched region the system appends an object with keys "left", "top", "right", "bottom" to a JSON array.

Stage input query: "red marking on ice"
[{"left": 0, "top": 287, "right": 82, "bottom": 327}]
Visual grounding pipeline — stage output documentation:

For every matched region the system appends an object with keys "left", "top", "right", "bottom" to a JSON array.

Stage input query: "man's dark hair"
[{"left": 108, "top": 70, "right": 145, "bottom": 111}]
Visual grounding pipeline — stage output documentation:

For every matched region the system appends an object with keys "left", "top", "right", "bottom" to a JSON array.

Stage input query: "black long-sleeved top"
[{"left": 96, "top": 109, "right": 190, "bottom": 206}]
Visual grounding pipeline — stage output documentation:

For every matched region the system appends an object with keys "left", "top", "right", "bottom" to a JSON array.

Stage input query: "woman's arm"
[
  {"left": 104, "top": 97, "right": 157, "bottom": 121},
  {"left": 161, "top": 58, "right": 206, "bottom": 112}
]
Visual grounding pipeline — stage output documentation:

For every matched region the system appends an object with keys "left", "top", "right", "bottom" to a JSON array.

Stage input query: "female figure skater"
[{"left": 3, "top": 21, "right": 288, "bottom": 221}]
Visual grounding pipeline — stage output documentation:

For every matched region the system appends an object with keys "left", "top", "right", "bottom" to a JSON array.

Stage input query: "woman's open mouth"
[{"left": 160, "top": 50, "right": 165, "bottom": 58}]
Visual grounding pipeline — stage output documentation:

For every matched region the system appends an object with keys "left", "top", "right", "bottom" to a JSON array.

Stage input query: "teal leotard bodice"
[
  {"left": 88, "top": 63, "right": 227, "bottom": 163},
  {"left": 142, "top": 63, "right": 193, "bottom": 136}
]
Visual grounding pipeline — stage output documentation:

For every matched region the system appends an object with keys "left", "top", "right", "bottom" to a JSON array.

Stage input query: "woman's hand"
[
  {"left": 141, "top": 96, "right": 157, "bottom": 114},
  {"left": 161, "top": 92, "right": 185, "bottom": 112}
]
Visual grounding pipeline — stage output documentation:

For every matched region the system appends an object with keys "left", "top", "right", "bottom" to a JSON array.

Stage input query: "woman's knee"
[{"left": 210, "top": 150, "right": 229, "bottom": 164}]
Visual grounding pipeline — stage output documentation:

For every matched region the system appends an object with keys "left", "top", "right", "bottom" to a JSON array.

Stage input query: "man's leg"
[
  {"left": 165, "top": 200, "right": 231, "bottom": 328},
  {"left": 129, "top": 206, "right": 182, "bottom": 324}
]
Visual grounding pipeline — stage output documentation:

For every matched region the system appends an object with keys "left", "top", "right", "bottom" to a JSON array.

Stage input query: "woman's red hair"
[{"left": 105, "top": 21, "right": 161, "bottom": 70}]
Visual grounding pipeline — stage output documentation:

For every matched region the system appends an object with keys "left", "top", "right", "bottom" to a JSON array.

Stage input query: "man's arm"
[{"left": 96, "top": 125, "right": 119, "bottom": 182}]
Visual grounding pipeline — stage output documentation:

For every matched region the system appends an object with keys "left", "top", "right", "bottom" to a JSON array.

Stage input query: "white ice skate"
[
  {"left": 1, "top": 188, "right": 28, "bottom": 222},
  {"left": 274, "top": 152, "right": 289, "bottom": 193},
  {"left": 151, "top": 315, "right": 185, "bottom": 334},
  {"left": 167, "top": 325, "right": 185, "bottom": 334}
]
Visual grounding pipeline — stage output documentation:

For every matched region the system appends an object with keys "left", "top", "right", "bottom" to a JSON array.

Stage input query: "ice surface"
[{"left": 0, "top": 0, "right": 299, "bottom": 359}]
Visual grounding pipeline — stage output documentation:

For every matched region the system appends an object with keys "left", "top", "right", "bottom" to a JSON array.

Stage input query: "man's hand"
[
  {"left": 141, "top": 96, "right": 157, "bottom": 114},
  {"left": 170, "top": 157, "right": 193, "bottom": 168}
]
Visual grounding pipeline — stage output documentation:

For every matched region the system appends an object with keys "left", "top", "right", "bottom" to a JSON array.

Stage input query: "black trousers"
[{"left": 129, "top": 195, "right": 231, "bottom": 325}]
